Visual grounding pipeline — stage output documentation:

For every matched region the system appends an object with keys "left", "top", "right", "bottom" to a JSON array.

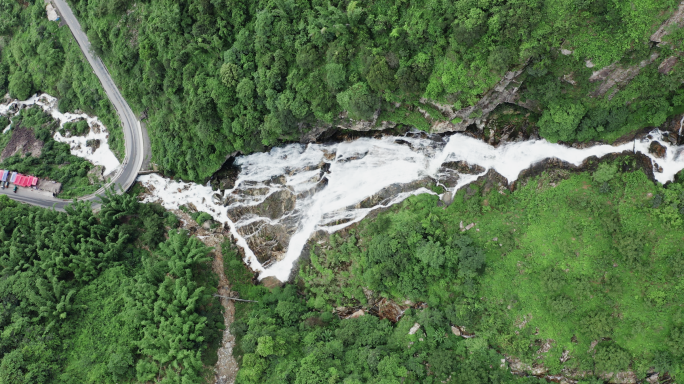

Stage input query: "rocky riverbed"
[{"left": 138, "top": 114, "right": 684, "bottom": 285}]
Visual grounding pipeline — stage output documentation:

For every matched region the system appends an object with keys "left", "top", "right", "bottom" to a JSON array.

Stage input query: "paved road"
[{"left": 0, "top": 0, "right": 150, "bottom": 211}]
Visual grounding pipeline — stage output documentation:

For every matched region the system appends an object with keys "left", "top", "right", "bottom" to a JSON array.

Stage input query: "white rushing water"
[
  {"left": 138, "top": 129, "right": 684, "bottom": 282},
  {"left": 0, "top": 93, "right": 120, "bottom": 174}
]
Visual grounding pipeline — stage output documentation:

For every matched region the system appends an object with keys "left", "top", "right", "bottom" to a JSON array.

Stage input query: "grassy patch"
[{"left": 298, "top": 160, "right": 684, "bottom": 381}]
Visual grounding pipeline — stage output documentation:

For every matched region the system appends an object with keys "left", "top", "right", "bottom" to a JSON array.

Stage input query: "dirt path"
[
  {"left": 170, "top": 210, "right": 239, "bottom": 384},
  {"left": 212, "top": 248, "right": 239, "bottom": 384}
]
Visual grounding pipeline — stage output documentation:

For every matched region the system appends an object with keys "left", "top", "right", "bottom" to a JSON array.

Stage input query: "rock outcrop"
[
  {"left": 588, "top": 52, "right": 660, "bottom": 99},
  {"left": 422, "top": 68, "right": 528, "bottom": 133},
  {"left": 650, "top": 1, "right": 684, "bottom": 45},
  {"left": 649, "top": 141, "right": 667, "bottom": 158}
]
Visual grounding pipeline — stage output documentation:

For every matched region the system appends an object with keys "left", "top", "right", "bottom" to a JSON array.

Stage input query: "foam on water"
[
  {"left": 0, "top": 93, "right": 120, "bottom": 174},
  {"left": 138, "top": 129, "right": 684, "bottom": 282}
]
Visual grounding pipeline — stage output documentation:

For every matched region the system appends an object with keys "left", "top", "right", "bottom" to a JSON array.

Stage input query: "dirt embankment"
[{"left": 1, "top": 126, "right": 43, "bottom": 161}]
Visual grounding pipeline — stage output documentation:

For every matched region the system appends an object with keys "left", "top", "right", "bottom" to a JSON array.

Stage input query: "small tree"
[{"left": 336, "top": 82, "right": 379, "bottom": 120}]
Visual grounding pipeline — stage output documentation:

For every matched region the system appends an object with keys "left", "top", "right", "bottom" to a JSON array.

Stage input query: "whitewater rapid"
[
  {"left": 138, "top": 129, "right": 684, "bottom": 282},
  {"left": 0, "top": 93, "right": 120, "bottom": 174}
]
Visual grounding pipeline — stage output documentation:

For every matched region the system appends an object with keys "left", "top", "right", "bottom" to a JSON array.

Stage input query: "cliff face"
[{"left": 302, "top": 2, "right": 684, "bottom": 143}]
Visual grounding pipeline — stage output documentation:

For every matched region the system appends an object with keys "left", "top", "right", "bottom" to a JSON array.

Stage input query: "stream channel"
[{"left": 138, "top": 128, "right": 684, "bottom": 283}]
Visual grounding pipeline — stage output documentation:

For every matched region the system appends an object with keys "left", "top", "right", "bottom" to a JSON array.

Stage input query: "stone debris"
[
  {"left": 46, "top": 3, "right": 60, "bottom": 21},
  {"left": 348, "top": 309, "right": 365, "bottom": 319},
  {"left": 408, "top": 323, "right": 421, "bottom": 335},
  {"left": 451, "top": 325, "right": 461, "bottom": 336}
]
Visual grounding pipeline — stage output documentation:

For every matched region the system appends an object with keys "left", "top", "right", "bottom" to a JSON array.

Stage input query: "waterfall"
[
  {"left": 138, "top": 129, "right": 684, "bottom": 282},
  {"left": 0, "top": 93, "right": 120, "bottom": 174}
]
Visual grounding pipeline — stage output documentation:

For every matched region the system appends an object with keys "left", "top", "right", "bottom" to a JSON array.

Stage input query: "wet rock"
[
  {"left": 85, "top": 139, "right": 100, "bottom": 150},
  {"left": 440, "top": 191, "right": 453, "bottom": 207},
  {"left": 261, "top": 276, "right": 283, "bottom": 290},
  {"left": 394, "top": 139, "right": 412, "bottom": 147},
  {"left": 268, "top": 175, "right": 287, "bottom": 185},
  {"left": 476, "top": 169, "right": 509, "bottom": 195},
  {"left": 513, "top": 151, "right": 656, "bottom": 191},
  {"left": 354, "top": 177, "right": 433, "bottom": 209},
  {"left": 202, "top": 219, "right": 217, "bottom": 230},
  {"left": 228, "top": 188, "right": 296, "bottom": 221},
  {"left": 654, "top": 162, "right": 664, "bottom": 173},
  {"left": 441, "top": 160, "right": 486, "bottom": 174},
  {"left": 210, "top": 156, "right": 241, "bottom": 191},
  {"left": 649, "top": 141, "right": 667, "bottom": 158},
  {"left": 437, "top": 170, "right": 460, "bottom": 189},
  {"left": 242, "top": 223, "right": 292, "bottom": 267}
]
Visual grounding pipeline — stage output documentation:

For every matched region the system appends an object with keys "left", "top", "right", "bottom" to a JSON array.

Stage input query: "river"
[{"left": 138, "top": 128, "right": 684, "bottom": 282}]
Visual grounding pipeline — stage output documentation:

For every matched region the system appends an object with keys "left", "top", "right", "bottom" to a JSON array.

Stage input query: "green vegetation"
[
  {"left": 46, "top": 0, "right": 678, "bottom": 181},
  {"left": 0, "top": 0, "right": 123, "bottom": 158},
  {"left": 0, "top": 191, "right": 223, "bottom": 383},
  {"left": 0, "top": 106, "right": 102, "bottom": 198},
  {"left": 60, "top": 120, "right": 89, "bottom": 137},
  {"left": 227, "top": 159, "right": 684, "bottom": 382}
]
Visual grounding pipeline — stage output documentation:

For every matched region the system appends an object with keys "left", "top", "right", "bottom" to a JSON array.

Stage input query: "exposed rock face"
[
  {"left": 86, "top": 138, "right": 100, "bottom": 150},
  {"left": 658, "top": 55, "right": 679, "bottom": 74},
  {"left": 423, "top": 67, "right": 527, "bottom": 133},
  {"left": 1, "top": 126, "right": 43, "bottom": 160},
  {"left": 513, "top": 151, "right": 656, "bottom": 190},
  {"left": 301, "top": 67, "right": 528, "bottom": 141},
  {"left": 210, "top": 157, "right": 240, "bottom": 191},
  {"left": 475, "top": 169, "right": 510, "bottom": 195},
  {"left": 588, "top": 52, "right": 660, "bottom": 99},
  {"left": 649, "top": 141, "right": 667, "bottom": 158},
  {"left": 441, "top": 161, "right": 486, "bottom": 175},
  {"left": 650, "top": 1, "right": 684, "bottom": 45},
  {"left": 87, "top": 165, "right": 104, "bottom": 184},
  {"left": 435, "top": 161, "right": 486, "bottom": 189}
]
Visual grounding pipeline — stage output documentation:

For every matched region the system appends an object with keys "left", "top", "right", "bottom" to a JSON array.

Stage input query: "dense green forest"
[
  {"left": 227, "top": 160, "right": 684, "bottom": 383},
  {"left": 0, "top": 0, "right": 123, "bottom": 158},
  {"left": 51, "top": 0, "right": 683, "bottom": 180},
  {"left": 0, "top": 106, "right": 104, "bottom": 198},
  {"left": 0, "top": 192, "right": 223, "bottom": 383}
]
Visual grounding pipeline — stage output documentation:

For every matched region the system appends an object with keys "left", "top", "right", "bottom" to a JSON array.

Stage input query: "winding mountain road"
[{"left": 0, "top": 0, "right": 151, "bottom": 211}]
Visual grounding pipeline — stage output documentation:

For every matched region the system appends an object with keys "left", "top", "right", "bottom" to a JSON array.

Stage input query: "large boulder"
[{"left": 649, "top": 141, "right": 667, "bottom": 158}]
